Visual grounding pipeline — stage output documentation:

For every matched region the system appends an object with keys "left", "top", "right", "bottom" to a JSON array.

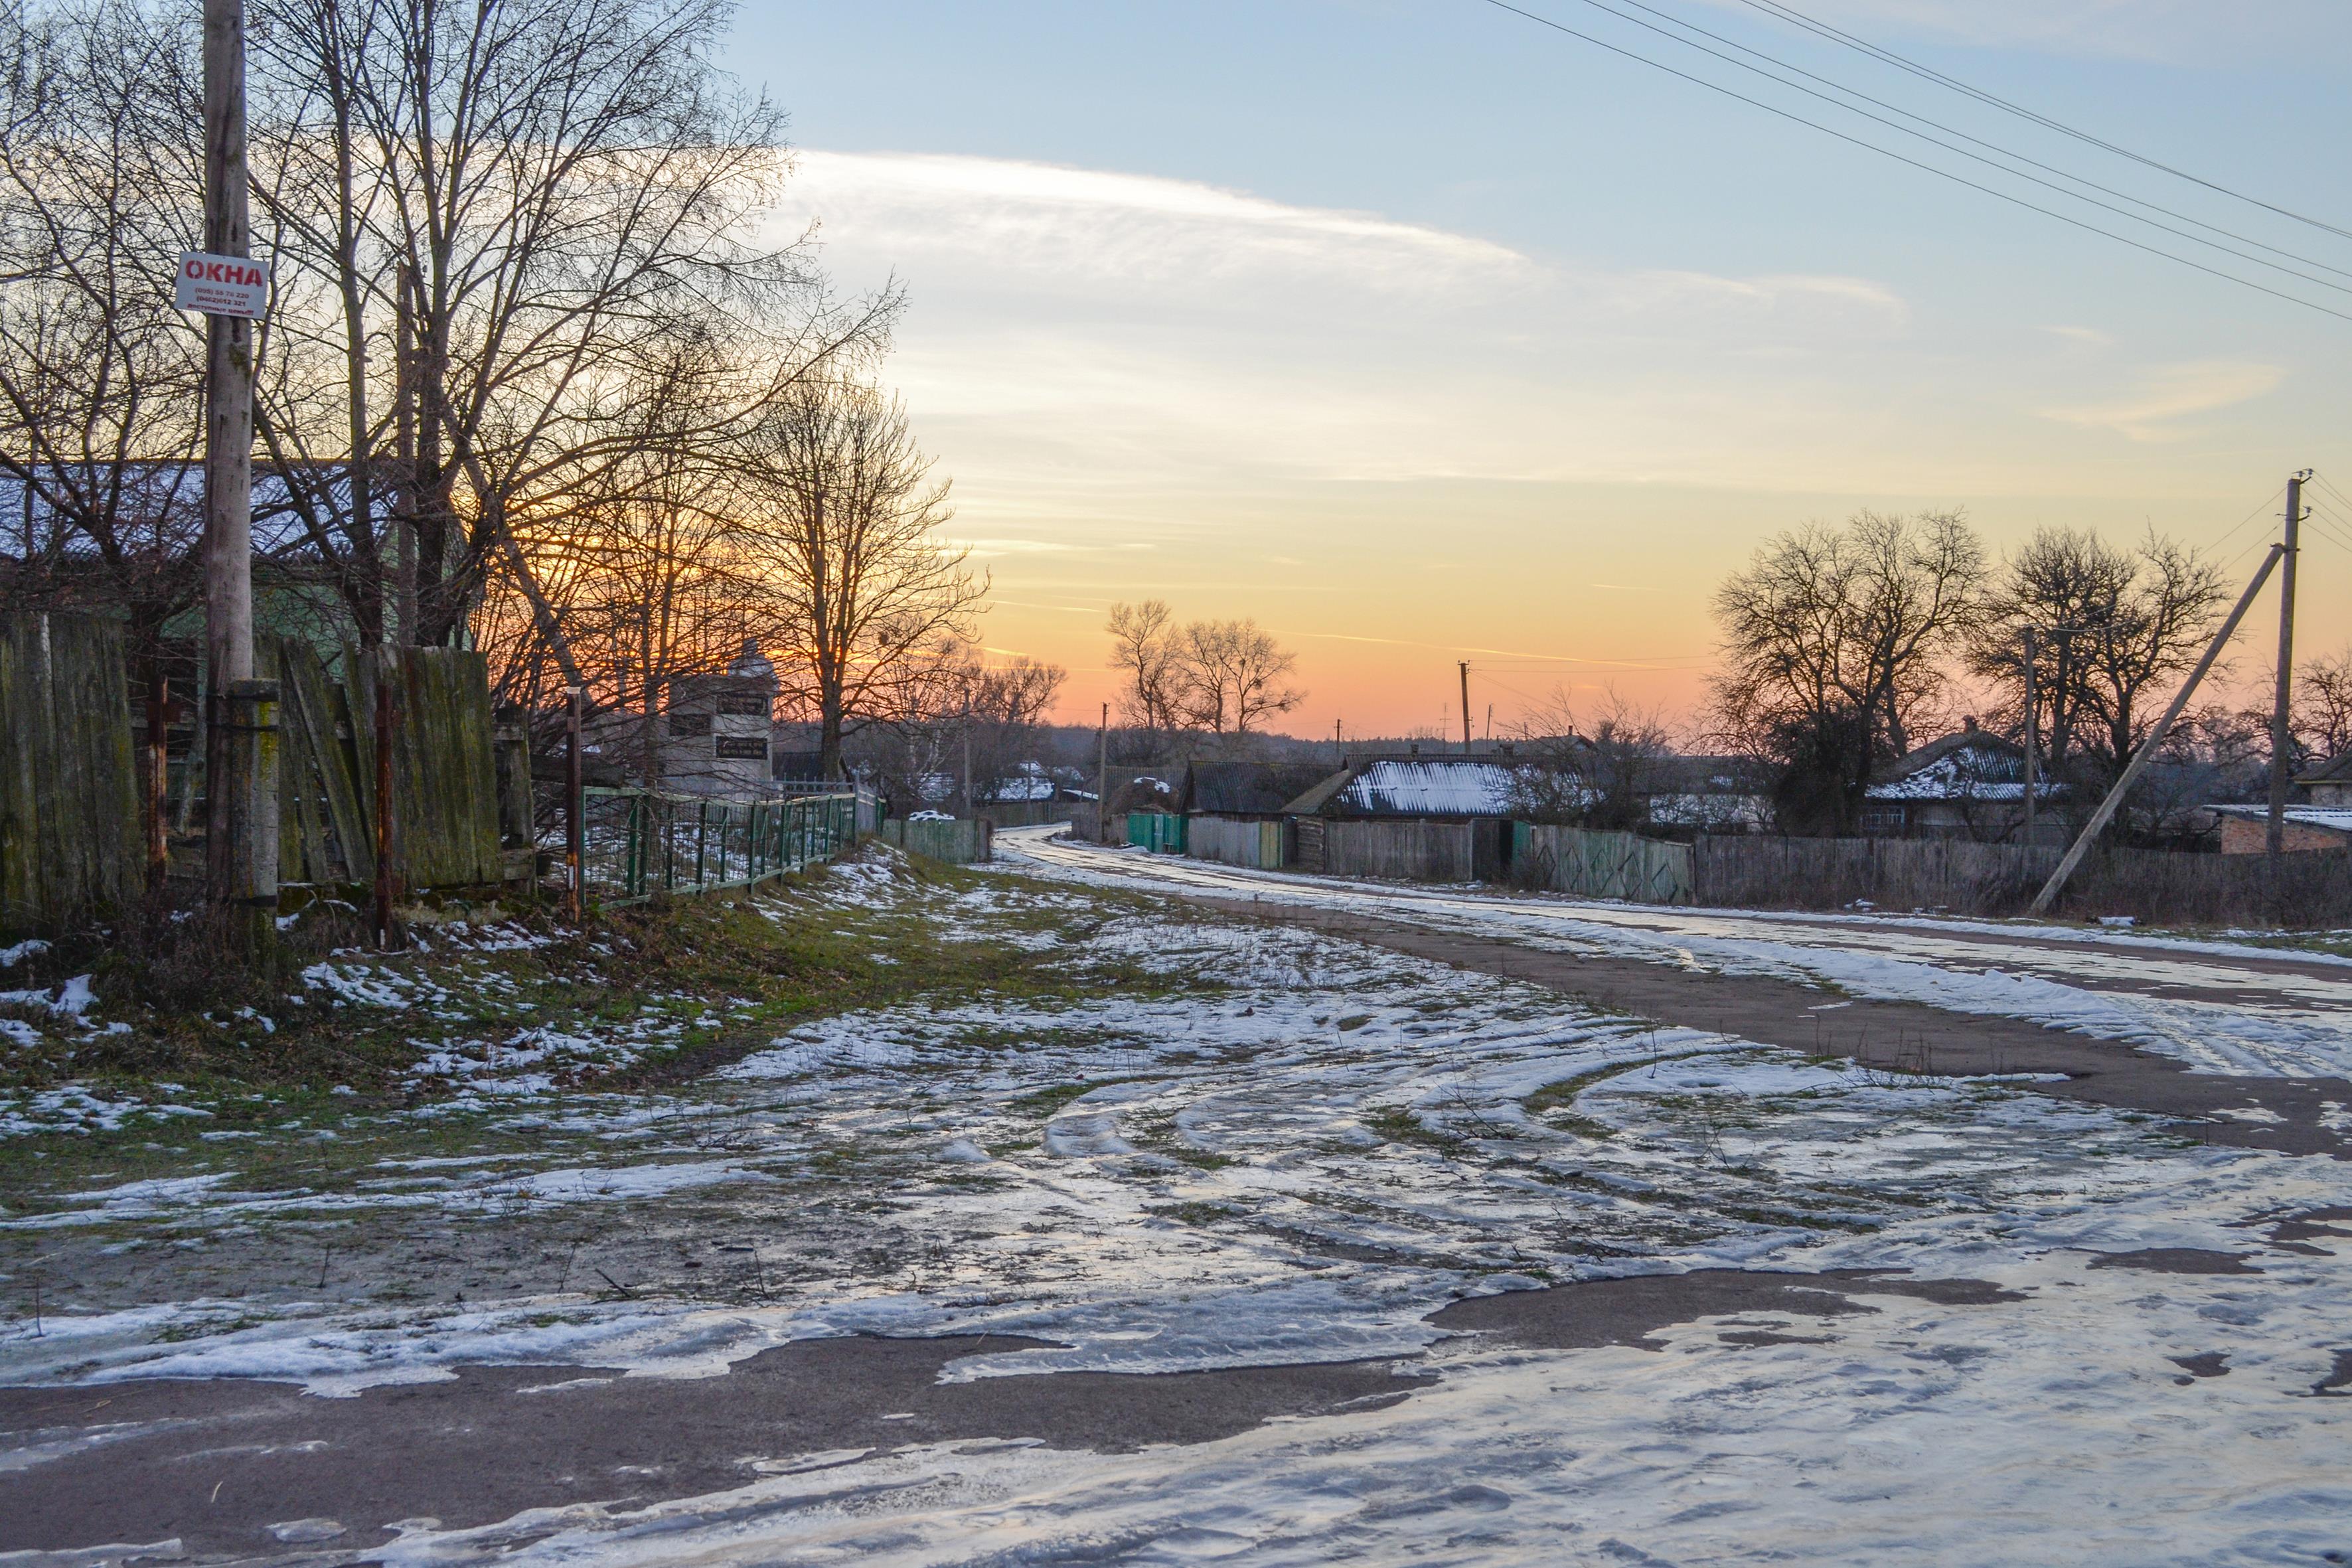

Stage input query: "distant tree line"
[{"left": 1709, "top": 507, "right": 2331, "bottom": 838}]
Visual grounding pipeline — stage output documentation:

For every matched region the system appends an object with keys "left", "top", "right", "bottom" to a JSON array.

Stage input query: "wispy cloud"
[
  {"left": 2039, "top": 360, "right": 2284, "bottom": 441},
  {"left": 2042, "top": 325, "right": 2114, "bottom": 349},
  {"left": 784, "top": 150, "right": 1532, "bottom": 297}
]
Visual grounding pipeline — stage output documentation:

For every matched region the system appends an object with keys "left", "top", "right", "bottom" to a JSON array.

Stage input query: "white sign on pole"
[{"left": 175, "top": 252, "right": 270, "bottom": 319}]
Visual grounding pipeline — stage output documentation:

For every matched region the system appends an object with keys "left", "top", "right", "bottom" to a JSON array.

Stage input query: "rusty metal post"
[
  {"left": 372, "top": 656, "right": 400, "bottom": 949},
  {"left": 564, "top": 686, "right": 584, "bottom": 921}
]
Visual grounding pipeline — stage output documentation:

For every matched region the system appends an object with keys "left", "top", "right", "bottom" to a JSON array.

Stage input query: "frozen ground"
[{"left": 3, "top": 836, "right": 2349, "bottom": 1565}]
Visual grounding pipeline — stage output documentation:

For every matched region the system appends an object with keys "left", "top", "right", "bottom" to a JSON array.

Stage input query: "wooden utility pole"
[
  {"left": 2031, "top": 545, "right": 2285, "bottom": 915},
  {"left": 200, "top": 0, "right": 275, "bottom": 953},
  {"left": 1096, "top": 701, "right": 1109, "bottom": 843},
  {"left": 1458, "top": 661, "right": 1472, "bottom": 752},
  {"left": 2021, "top": 625, "right": 2038, "bottom": 842},
  {"left": 2266, "top": 471, "right": 2309, "bottom": 862}
]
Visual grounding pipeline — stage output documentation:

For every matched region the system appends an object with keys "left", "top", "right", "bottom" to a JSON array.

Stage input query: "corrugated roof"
[
  {"left": 1334, "top": 759, "right": 1516, "bottom": 817},
  {"left": 2213, "top": 805, "right": 2352, "bottom": 831}
]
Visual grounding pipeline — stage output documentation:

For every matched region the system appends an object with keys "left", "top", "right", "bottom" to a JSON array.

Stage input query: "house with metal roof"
[
  {"left": 1858, "top": 722, "right": 2059, "bottom": 841},
  {"left": 1279, "top": 752, "right": 1518, "bottom": 880},
  {"left": 2211, "top": 803, "right": 2352, "bottom": 854}
]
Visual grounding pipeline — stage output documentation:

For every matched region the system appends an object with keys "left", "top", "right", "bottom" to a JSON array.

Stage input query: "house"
[
  {"left": 1860, "top": 721, "right": 2058, "bottom": 841},
  {"left": 2211, "top": 805, "right": 2352, "bottom": 854},
  {"left": 1179, "top": 759, "right": 1340, "bottom": 869},
  {"left": 1283, "top": 752, "right": 1518, "bottom": 880},
  {"left": 1638, "top": 755, "right": 1772, "bottom": 834},
  {"left": 2300, "top": 753, "right": 2352, "bottom": 809},
  {"left": 660, "top": 639, "right": 775, "bottom": 799}
]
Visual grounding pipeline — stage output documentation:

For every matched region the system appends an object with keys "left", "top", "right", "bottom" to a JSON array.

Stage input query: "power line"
[
  {"left": 2207, "top": 486, "right": 2286, "bottom": 553},
  {"left": 1733, "top": 0, "right": 2352, "bottom": 246},
  {"left": 1565, "top": 0, "right": 2352, "bottom": 295},
  {"left": 1472, "top": 0, "right": 2352, "bottom": 324}
]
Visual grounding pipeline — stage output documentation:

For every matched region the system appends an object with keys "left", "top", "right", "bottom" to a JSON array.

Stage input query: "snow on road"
[
  {"left": 6, "top": 840, "right": 2351, "bottom": 1565},
  {"left": 1008, "top": 828, "right": 2352, "bottom": 1082}
]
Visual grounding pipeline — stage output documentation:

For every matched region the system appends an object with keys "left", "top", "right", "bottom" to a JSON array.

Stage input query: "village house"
[
  {"left": 1859, "top": 721, "right": 2059, "bottom": 842},
  {"left": 2211, "top": 803, "right": 2352, "bottom": 854},
  {"left": 1282, "top": 751, "right": 1518, "bottom": 880}
]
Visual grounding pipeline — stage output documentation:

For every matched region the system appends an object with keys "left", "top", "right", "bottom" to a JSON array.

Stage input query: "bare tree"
[
  {"left": 1970, "top": 527, "right": 2228, "bottom": 795},
  {"left": 2294, "top": 647, "right": 2352, "bottom": 765},
  {"left": 1504, "top": 687, "right": 1673, "bottom": 829},
  {"left": 745, "top": 374, "right": 986, "bottom": 781},
  {"left": 1106, "top": 599, "right": 1182, "bottom": 736},
  {"left": 1712, "top": 509, "right": 1986, "bottom": 832},
  {"left": 1174, "top": 617, "right": 1304, "bottom": 737},
  {"left": 957, "top": 655, "right": 1067, "bottom": 805},
  {"left": 241, "top": 0, "right": 892, "bottom": 657}
]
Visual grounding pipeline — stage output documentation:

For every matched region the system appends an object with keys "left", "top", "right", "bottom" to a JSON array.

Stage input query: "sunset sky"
[{"left": 730, "top": 1, "right": 2352, "bottom": 739}]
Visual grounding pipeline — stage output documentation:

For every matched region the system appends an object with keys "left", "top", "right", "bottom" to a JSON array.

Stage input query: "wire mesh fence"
[{"left": 577, "top": 788, "right": 864, "bottom": 905}]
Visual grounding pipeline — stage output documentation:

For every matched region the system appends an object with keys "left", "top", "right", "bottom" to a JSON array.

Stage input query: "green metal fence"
[
  {"left": 581, "top": 789, "right": 861, "bottom": 905},
  {"left": 1127, "top": 811, "right": 1187, "bottom": 854}
]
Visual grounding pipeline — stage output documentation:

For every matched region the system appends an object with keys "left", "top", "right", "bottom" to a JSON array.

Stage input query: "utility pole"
[
  {"left": 1458, "top": 661, "right": 1472, "bottom": 752},
  {"left": 2267, "top": 471, "right": 2309, "bottom": 863},
  {"left": 2033, "top": 546, "right": 2286, "bottom": 915},
  {"left": 1096, "top": 701, "right": 1109, "bottom": 844},
  {"left": 200, "top": 0, "right": 275, "bottom": 954},
  {"left": 563, "top": 686, "right": 584, "bottom": 923},
  {"left": 2022, "top": 625, "right": 2038, "bottom": 842}
]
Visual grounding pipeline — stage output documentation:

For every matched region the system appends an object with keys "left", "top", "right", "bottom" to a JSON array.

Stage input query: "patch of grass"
[
  {"left": 1148, "top": 1200, "right": 1241, "bottom": 1227},
  {"left": 1363, "top": 1107, "right": 1467, "bottom": 1153}
]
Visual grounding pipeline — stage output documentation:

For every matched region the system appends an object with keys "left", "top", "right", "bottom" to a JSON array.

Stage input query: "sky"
[{"left": 724, "top": 0, "right": 2352, "bottom": 740}]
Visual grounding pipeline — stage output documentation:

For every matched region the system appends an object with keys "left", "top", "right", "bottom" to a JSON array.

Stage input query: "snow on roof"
[
  {"left": 1336, "top": 759, "right": 1516, "bottom": 817},
  {"left": 1, "top": 463, "right": 392, "bottom": 558},
  {"left": 2211, "top": 805, "right": 2352, "bottom": 832},
  {"left": 1865, "top": 736, "right": 2032, "bottom": 802}
]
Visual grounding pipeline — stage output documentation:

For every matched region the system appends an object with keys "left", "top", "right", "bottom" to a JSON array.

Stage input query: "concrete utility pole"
[
  {"left": 2031, "top": 545, "right": 2286, "bottom": 915},
  {"left": 2267, "top": 471, "right": 2309, "bottom": 863},
  {"left": 1096, "top": 701, "right": 1109, "bottom": 844},
  {"left": 2022, "top": 625, "right": 2039, "bottom": 842},
  {"left": 1458, "top": 662, "right": 1472, "bottom": 752},
  {"left": 200, "top": 0, "right": 275, "bottom": 953}
]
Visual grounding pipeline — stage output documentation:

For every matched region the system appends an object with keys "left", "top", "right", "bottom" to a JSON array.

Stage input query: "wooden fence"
[
  {"left": 270, "top": 639, "right": 511, "bottom": 889},
  {"left": 1320, "top": 819, "right": 1475, "bottom": 882},
  {"left": 0, "top": 614, "right": 140, "bottom": 937},
  {"left": 1689, "top": 834, "right": 2352, "bottom": 927},
  {"left": 1186, "top": 816, "right": 1287, "bottom": 870},
  {"left": 880, "top": 816, "right": 992, "bottom": 863},
  {"left": 1512, "top": 824, "right": 1694, "bottom": 904}
]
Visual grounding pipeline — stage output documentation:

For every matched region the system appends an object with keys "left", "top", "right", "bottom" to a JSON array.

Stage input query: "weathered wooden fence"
[
  {"left": 1513, "top": 824, "right": 1694, "bottom": 904},
  {"left": 1320, "top": 820, "right": 1475, "bottom": 882},
  {"left": 1693, "top": 836, "right": 2052, "bottom": 916},
  {"left": 1691, "top": 834, "right": 2352, "bottom": 926},
  {"left": 269, "top": 639, "right": 512, "bottom": 889},
  {"left": 1186, "top": 816, "right": 1287, "bottom": 870},
  {"left": 584, "top": 789, "right": 861, "bottom": 902},
  {"left": 0, "top": 614, "right": 140, "bottom": 937},
  {"left": 879, "top": 815, "right": 992, "bottom": 864}
]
